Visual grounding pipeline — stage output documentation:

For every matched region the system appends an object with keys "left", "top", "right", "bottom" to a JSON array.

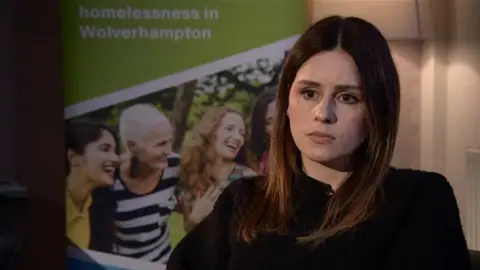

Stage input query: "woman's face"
[
  {"left": 79, "top": 130, "right": 119, "bottom": 187},
  {"left": 132, "top": 121, "right": 173, "bottom": 170},
  {"left": 212, "top": 112, "right": 246, "bottom": 160},
  {"left": 287, "top": 50, "right": 367, "bottom": 168},
  {"left": 265, "top": 101, "right": 275, "bottom": 136}
]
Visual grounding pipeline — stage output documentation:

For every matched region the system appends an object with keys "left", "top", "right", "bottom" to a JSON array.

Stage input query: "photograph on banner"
[
  {"left": 65, "top": 51, "right": 288, "bottom": 268},
  {"left": 62, "top": 1, "right": 307, "bottom": 268}
]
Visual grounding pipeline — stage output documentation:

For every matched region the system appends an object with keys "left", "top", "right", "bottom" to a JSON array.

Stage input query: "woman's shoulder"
[
  {"left": 384, "top": 168, "right": 456, "bottom": 208},
  {"left": 386, "top": 167, "right": 451, "bottom": 191}
]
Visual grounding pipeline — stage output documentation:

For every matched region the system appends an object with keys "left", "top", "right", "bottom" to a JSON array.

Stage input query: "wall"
[
  {"left": 420, "top": 0, "right": 480, "bottom": 226},
  {"left": 445, "top": 0, "right": 480, "bottom": 220},
  {"left": 419, "top": 0, "right": 450, "bottom": 177},
  {"left": 390, "top": 41, "right": 422, "bottom": 169}
]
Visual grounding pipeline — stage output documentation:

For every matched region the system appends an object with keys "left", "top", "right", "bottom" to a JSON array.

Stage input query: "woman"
[
  {"left": 247, "top": 87, "right": 276, "bottom": 174},
  {"left": 66, "top": 119, "right": 120, "bottom": 253},
  {"left": 179, "top": 107, "right": 256, "bottom": 233},
  {"left": 114, "top": 104, "right": 180, "bottom": 264},
  {"left": 167, "top": 16, "right": 471, "bottom": 269}
]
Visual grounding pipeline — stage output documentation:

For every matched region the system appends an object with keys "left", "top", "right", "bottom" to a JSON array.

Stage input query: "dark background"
[
  {"left": 1, "top": 0, "right": 15, "bottom": 180},
  {"left": 1, "top": 0, "right": 64, "bottom": 269}
]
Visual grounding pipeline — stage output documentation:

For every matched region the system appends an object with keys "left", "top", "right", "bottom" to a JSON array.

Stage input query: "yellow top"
[{"left": 66, "top": 190, "right": 92, "bottom": 249}]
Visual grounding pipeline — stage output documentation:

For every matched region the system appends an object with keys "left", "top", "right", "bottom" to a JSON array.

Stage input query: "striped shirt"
[{"left": 113, "top": 154, "right": 180, "bottom": 264}]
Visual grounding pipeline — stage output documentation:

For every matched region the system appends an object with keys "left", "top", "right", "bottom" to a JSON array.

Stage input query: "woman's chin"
[
  {"left": 150, "top": 162, "right": 168, "bottom": 170},
  {"left": 303, "top": 152, "right": 353, "bottom": 172},
  {"left": 218, "top": 151, "right": 237, "bottom": 161},
  {"left": 99, "top": 176, "right": 115, "bottom": 186}
]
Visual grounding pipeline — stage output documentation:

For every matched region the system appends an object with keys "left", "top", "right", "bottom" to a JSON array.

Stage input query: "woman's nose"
[
  {"left": 313, "top": 98, "right": 337, "bottom": 123},
  {"left": 231, "top": 131, "right": 243, "bottom": 141},
  {"left": 111, "top": 153, "right": 120, "bottom": 163}
]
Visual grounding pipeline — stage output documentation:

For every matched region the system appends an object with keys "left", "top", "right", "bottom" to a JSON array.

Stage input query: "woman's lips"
[{"left": 307, "top": 131, "right": 335, "bottom": 144}]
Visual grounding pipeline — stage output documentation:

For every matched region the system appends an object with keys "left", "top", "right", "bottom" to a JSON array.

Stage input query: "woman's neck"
[
  {"left": 211, "top": 159, "right": 235, "bottom": 183},
  {"left": 135, "top": 162, "right": 162, "bottom": 180},
  {"left": 301, "top": 155, "right": 351, "bottom": 190},
  {"left": 120, "top": 160, "right": 163, "bottom": 195},
  {"left": 67, "top": 171, "right": 92, "bottom": 212}
]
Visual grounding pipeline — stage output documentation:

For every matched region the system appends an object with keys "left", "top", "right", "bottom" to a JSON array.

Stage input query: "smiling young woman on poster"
[
  {"left": 179, "top": 107, "right": 257, "bottom": 232},
  {"left": 166, "top": 16, "right": 471, "bottom": 270},
  {"left": 65, "top": 119, "right": 120, "bottom": 253}
]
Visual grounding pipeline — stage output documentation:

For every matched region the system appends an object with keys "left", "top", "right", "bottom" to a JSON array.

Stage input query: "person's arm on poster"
[
  {"left": 182, "top": 186, "right": 223, "bottom": 233},
  {"left": 167, "top": 185, "right": 234, "bottom": 270},
  {"left": 382, "top": 174, "right": 471, "bottom": 270}
]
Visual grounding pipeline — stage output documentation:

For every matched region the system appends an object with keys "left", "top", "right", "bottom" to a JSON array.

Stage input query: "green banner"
[
  {"left": 64, "top": 0, "right": 307, "bottom": 269},
  {"left": 62, "top": 0, "right": 306, "bottom": 106}
]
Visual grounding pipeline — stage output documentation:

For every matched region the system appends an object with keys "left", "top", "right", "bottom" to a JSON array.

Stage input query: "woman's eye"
[
  {"left": 301, "top": 89, "right": 317, "bottom": 100},
  {"left": 338, "top": 94, "right": 359, "bottom": 104}
]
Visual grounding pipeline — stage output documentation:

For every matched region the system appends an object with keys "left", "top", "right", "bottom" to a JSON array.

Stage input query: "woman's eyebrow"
[{"left": 295, "top": 80, "right": 359, "bottom": 90}]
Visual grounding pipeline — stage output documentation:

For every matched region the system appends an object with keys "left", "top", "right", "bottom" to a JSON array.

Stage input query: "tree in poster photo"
[
  {"left": 65, "top": 119, "right": 120, "bottom": 253},
  {"left": 247, "top": 87, "right": 276, "bottom": 175},
  {"left": 114, "top": 104, "right": 180, "bottom": 264},
  {"left": 179, "top": 107, "right": 257, "bottom": 232}
]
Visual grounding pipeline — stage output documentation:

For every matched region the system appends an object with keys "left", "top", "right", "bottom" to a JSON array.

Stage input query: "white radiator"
[{"left": 466, "top": 148, "right": 480, "bottom": 250}]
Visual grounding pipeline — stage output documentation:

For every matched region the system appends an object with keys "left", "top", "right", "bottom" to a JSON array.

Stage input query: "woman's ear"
[
  {"left": 67, "top": 149, "right": 81, "bottom": 167},
  {"left": 126, "top": 140, "right": 137, "bottom": 153}
]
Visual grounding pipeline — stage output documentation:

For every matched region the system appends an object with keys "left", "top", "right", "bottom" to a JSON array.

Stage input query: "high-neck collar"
[
  {"left": 292, "top": 169, "right": 334, "bottom": 196},
  {"left": 289, "top": 169, "right": 335, "bottom": 218}
]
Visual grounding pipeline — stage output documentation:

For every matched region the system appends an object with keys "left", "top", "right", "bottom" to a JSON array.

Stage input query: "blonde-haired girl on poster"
[{"left": 179, "top": 107, "right": 257, "bottom": 232}]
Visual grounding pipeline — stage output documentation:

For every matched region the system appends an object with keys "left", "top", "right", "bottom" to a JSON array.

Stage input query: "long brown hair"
[{"left": 238, "top": 16, "right": 401, "bottom": 244}]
